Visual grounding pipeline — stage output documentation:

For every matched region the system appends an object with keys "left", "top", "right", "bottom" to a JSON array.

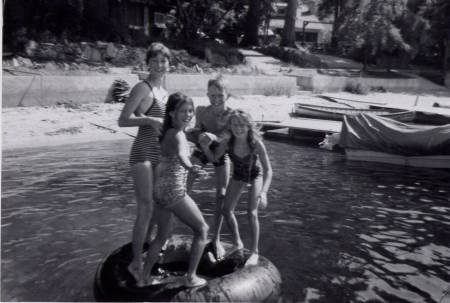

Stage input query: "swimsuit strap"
[
  {"left": 143, "top": 79, "right": 154, "bottom": 92},
  {"left": 143, "top": 79, "right": 156, "bottom": 115}
]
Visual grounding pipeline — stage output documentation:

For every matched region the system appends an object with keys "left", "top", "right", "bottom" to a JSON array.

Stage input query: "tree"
[
  {"left": 240, "top": 0, "right": 261, "bottom": 46},
  {"left": 317, "top": 0, "right": 347, "bottom": 48},
  {"left": 241, "top": 0, "right": 274, "bottom": 46},
  {"left": 337, "top": 0, "right": 413, "bottom": 70},
  {"left": 426, "top": 0, "right": 450, "bottom": 78},
  {"left": 280, "top": 0, "right": 299, "bottom": 47},
  {"left": 165, "top": 0, "right": 246, "bottom": 43}
]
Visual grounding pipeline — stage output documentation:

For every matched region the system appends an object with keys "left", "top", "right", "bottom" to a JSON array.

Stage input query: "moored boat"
[
  {"left": 319, "top": 113, "right": 450, "bottom": 169},
  {"left": 345, "top": 149, "right": 450, "bottom": 168},
  {"left": 293, "top": 103, "right": 416, "bottom": 122},
  {"left": 369, "top": 105, "right": 450, "bottom": 125}
]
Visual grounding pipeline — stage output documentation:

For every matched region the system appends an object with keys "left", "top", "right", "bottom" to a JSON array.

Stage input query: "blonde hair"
[
  {"left": 207, "top": 74, "right": 228, "bottom": 91},
  {"left": 228, "top": 109, "right": 261, "bottom": 152}
]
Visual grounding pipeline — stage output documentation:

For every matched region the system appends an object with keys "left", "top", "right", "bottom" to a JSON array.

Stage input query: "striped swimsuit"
[{"left": 129, "top": 81, "right": 166, "bottom": 166}]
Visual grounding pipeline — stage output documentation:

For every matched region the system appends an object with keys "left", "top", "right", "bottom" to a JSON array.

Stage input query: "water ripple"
[{"left": 2, "top": 139, "right": 450, "bottom": 302}]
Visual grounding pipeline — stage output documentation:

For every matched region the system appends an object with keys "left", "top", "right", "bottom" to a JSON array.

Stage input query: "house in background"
[
  {"left": 3, "top": 0, "right": 174, "bottom": 46},
  {"left": 269, "top": 0, "right": 333, "bottom": 47},
  {"left": 83, "top": 0, "right": 174, "bottom": 42}
]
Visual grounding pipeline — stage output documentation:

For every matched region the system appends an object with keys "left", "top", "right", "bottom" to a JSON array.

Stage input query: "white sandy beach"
[
  {"left": 1, "top": 95, "right": 297, "bottom": 150},
  {"left": 2, "top": 92, "right": 450, "bottom": 151}
]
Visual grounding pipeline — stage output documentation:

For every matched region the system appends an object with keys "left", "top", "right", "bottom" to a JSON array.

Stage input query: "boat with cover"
[
  {"left": 369, "top": 105, "right": 450, "bottom": 125},
  {"left": 293, "top": 103, "right": 415, "bottom": 122},
  {"left": 319, "top": 113, "right": 450, "bottom": 168}
]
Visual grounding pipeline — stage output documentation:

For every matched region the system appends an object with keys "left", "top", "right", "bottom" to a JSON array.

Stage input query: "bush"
[
  {"left": 184, "top": 39, "right": 244, "bottom": 66},
  {"left": 419, "top": 71, "right": 445, "bottom": 86},
  {"left": 256, "top": 45, "right": 324, "bottom": 68},
  {"left": 370, "top": 86, "right": 387, "bottom": 93},
  {"left": 344, "top": 82, "right": 369, "bottom": 95},
  {"left": 262, "top": 83, "right": 294, "bottom": 96}
]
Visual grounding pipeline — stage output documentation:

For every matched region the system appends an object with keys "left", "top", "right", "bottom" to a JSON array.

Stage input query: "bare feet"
[
  {"left": 212, "top": 241, "right": 226, "bottom": 261},
  {"left": 226, "top": 242, "right": 244, "bottom": 258},
  {"left": 128, "top": 264, "right": 142, "bottom": 285},
  {"left": 206, "top": 251, "right": 218, "bottom": 264},
  {"left": 140, "top": 275, "right": 166, "bottom": 287},
  {"left": 245, "top": 253, "right": 259, "bottom": 266},
  {"left": 184, "top": 275, "right": 207, "bottom": 288}
]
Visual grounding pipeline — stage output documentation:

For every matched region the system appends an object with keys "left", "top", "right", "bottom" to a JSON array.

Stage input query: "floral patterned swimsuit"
[{"left": 154, "top": 155, "right": 189, "bottom": 209}]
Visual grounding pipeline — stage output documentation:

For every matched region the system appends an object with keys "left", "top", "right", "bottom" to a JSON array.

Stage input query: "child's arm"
[
  {"left": 209, "top": 133, "right": 230, "bottom": 162},
  {"left": 174, "top": 131, "right": 203, "bottom": 175},
  {"left": 198, "top": 131, "right": 230, "bottom": 163},
  {"left": 174, "top": 131, "right": 194, "bottom": 168},
  {"left": 256, "top": 139, "right": 273, "bottom": 208},
  {"left": 198, "top": 134, "right": 217, "bottom": 163}
]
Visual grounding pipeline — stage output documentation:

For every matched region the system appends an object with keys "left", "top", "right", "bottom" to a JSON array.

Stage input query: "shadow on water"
[{"left": 2, "top": 139, "right": 450, "bottom": 302}]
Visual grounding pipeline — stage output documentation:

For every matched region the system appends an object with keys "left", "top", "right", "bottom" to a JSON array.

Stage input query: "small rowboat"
[{"left": 293, "top": 103, "right": 416, "bottom": 122}]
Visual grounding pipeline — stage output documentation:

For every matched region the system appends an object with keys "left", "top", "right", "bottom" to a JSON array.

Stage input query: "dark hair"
[
  {"left": 160, "top": 92, "right": 194, "bottom": 142},
  {"left": 228, "top": 109, "right": 261, "bottom": 152},
  {"left": 145, "top": 42, "right": 171, "bottom": 64}
]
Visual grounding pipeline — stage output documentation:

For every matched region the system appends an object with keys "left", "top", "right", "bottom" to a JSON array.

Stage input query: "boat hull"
[
  {"left": 293, "top": 103, "right": 415, "bottom": 122},
  {"left": 346, "top": 149, "right": 450, "bottom": 168}
]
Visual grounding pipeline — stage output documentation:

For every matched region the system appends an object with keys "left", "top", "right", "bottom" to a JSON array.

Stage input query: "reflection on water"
[{"left": 2, "top": 139, "right": 450, "bottom": 302}]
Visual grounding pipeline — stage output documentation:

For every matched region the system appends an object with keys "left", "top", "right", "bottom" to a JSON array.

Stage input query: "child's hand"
[
  {"left": 198, "top": 132, "right": 215, "bottom": 148},
  {"left": 189, "top": 165, "right": 209, "bottom": 180},
  {"left": 219, "top": 131, "right": 232, "bottom": 142},
  {"left": 258, "top": 192, "right": 268, "bottom": 209},
  {"left": 148, "top": 118, "right": 162, "bottom": 136},
  {"left": 197, "top": 169, "right": 210, "bottom": 180}
]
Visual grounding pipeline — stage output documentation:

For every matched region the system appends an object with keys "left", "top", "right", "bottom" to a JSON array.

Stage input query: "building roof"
[
  {"left": 269, "top": 16, "right": 332, "bottom": 31},
  {"left": 270, "top": 1, "right": 333, "bottom": 32}
]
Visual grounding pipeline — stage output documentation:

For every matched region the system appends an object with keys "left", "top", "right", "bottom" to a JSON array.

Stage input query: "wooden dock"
[{"left": 261, "top": 118, "right": 342, "bottom": 134}]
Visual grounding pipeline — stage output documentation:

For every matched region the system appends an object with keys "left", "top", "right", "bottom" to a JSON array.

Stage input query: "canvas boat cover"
[{"left": 339, "top": 114, "right": 450, "bottom": 156}]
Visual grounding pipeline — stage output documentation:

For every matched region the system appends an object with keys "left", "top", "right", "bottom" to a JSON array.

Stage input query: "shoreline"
[
  {"left": 2, "top": 95, "right": 297, "bottom": 151},
  {"left": 3, "top": 91, "right": 450, "bottom": 152}
]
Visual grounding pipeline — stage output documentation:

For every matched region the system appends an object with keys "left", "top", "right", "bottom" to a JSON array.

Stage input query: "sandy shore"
[
  {"left": 2, "top": 92, "right": 450, "bottom": 151},
  {"left": 1, "top": 95, "right": 298, "bottom": 150}
]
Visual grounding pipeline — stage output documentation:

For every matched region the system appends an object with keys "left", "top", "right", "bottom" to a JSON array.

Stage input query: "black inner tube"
[{"left": 94, "top": 242, "right": 249, "bottom": 302}]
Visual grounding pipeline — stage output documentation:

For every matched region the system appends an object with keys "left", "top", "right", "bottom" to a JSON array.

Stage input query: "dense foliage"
[
  {"left": 4, "top": 0, "right": 448, "bottom": 72},
  {"left": 317, "top": 0, "right": 449, "bottom": 72}
]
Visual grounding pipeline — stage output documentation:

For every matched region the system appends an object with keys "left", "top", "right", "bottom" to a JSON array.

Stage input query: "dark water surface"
[{"left": 2, "top": 139, "right": 450, "bottom": 302}]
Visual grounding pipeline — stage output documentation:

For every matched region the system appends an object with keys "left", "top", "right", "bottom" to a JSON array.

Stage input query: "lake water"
[{"left": 2, "top": 139, "right": 450, "bottom": 302}]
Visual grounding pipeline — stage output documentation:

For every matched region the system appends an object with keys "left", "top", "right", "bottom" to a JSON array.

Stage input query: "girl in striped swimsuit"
[{"left": 118, "top": 42, "right": 170, "bottom": 287}]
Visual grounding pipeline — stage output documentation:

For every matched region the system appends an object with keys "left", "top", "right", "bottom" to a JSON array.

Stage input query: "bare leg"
[
  {"left": 141, "top": 208, "right": 173, "bottom": 286},
  {"left": 145, "top": 211, "right": 158, "bottom": 245},
  {"left": 211, "top": 160, "right": 230, "bottom": 259},
  {"left": 245, "top": 176, "right": 263, "bottom": 266},
  {"left": 128, "top": 161, "right": 154, "bottom": 283},
  {"left": 171, "top": 195, "right": 209, "bottom": 286},
  {"left": 222, "top": 180, "right": 245, "bottom": 251}
]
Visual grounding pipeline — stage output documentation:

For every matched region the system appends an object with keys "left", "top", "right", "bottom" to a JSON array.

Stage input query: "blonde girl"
[{"left": 213, "top": 109, "right": 272, "bottom": 266}]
